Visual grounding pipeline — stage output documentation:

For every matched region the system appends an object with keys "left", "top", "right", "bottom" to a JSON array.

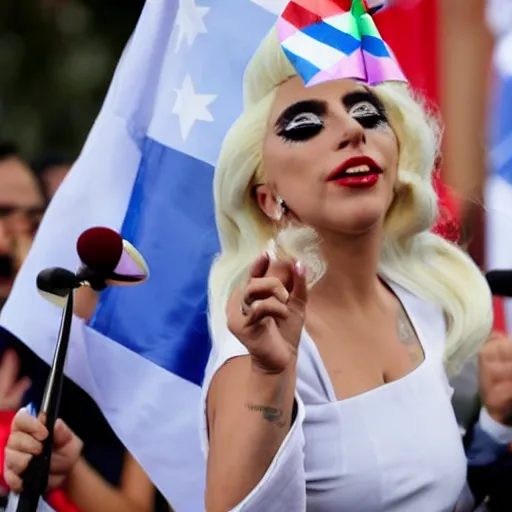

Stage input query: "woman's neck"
[{"left": 309, "top": 229, "right": 383, "bottom": 310}]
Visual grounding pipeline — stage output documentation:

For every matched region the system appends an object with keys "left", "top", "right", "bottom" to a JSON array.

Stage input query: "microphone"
[
  {"left": 485, "top": 270, "right": 512, "bottom": 297},
  {"left": 36, "top": 267, "right": 80, "bottom": 298},
  {"left": 18, "top": 227, "right": 148, "bottom": 512},
  {"left": 77, "top": 227, "right": 148, "bottom": 285},
  {"left": 36, "top": 227, "right": 149, "bottom": 302}
]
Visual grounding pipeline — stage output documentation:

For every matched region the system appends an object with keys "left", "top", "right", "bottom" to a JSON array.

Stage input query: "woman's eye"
[
  {"left": 279, "top": 113, "right": 324, "bottom": 142},
  {"left": 349, "top": 101, "right": 387, "bottom": 129}
]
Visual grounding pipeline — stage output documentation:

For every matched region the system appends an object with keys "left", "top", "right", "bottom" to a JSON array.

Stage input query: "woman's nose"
[{"left": 335, "top": 115, "right": 366, "bottom": 151}]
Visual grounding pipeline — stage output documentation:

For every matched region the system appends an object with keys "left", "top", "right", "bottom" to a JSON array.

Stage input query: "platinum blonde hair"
[{"left": 209, "top": 27, "right": 492, "bottom": 377}]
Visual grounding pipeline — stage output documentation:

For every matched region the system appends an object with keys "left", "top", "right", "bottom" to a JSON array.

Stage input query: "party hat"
[{"left": 277, "top": 0, "right": 407, "bottom": 87}]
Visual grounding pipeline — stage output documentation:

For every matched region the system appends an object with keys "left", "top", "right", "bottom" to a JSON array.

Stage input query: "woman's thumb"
[
  {"left": 290, "top": 261, "right": 308, "bottom": 307},
  {"left": 53, "top": 419, "right": 73, "bottom": 447}
]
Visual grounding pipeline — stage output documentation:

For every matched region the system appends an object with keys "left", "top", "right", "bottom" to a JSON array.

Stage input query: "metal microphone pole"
[{"left": 16, "top": 290, "right": 74, "bottom": 512}]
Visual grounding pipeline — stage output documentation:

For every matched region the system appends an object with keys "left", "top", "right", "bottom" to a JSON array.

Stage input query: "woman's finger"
[
  {"left": 7, "top": 431, "right": 43, "bottom": 456},
  {"left": 265, "top": 258, "right": 295, "bottom": 293},
  {"left": 289, "top": 261, "right": 308, "bottom": 308},
  {"left": 245, "top": 297, "right": 290, "bottom": 326},
  {"left": 10, "top": 410, "right": 48, "bottom": 442},
  {"left": 52, "top": 418, "right": 74, "bottom": 449},
  {"left": 249, "top": 253, "right": 270, "bottom": 279},
  {"left": 244, "top": 277, "right": 290, "bottom": 306},
  {"left": 4, "top": 447, "right": 32, "bottom": 476},
  {"left": 4, "top": 468, "right": 23, "bottom": 493}
]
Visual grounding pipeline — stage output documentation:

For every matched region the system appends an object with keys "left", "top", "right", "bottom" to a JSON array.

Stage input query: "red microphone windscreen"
[{"left": 76, "top": 227, "right": 123, "bottom": 273}]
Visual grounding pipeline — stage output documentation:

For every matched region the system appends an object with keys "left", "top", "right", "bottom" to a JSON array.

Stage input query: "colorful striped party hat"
[{"left": 277, "top": 0, "right": 407, "bottom": 87}]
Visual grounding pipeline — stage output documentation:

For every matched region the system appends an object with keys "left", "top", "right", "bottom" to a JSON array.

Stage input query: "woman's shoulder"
[
  {"left": 385, "top": 278, "right": 445, "bottom": 328},
  {"left": 382, "top": 278, "right": 449, "bottom": 366}
]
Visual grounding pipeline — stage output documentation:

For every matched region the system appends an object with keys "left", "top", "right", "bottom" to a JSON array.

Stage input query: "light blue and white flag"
[{"left": 0, "top": 0, "right": 287, "bottom": 509}]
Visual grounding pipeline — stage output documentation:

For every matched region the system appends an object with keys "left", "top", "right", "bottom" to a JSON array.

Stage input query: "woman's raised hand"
[{"left": 227, "top": 253, "right": 308, "bottom": 374}]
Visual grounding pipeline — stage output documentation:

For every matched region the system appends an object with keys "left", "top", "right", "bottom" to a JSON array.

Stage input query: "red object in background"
[
  {"left": 288, "top": 0, "right": 439, "bottom": 101},
  {"left": 0, "top": 410, "right": 15, "bottom": 492},
  {"left": 375, "top": 1, "right": 460, "bottom": 243},
  {"left": 377, "top": 1, "right": 439, "bottom": 102},
  {"left": 493, "top": 297, "right": 507, "bottom": 333},
  {"left": 47, "top": 489, "right": 81, "bottom": 512}
]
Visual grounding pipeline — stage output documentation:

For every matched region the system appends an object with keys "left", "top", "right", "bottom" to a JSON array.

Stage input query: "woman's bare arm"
[{"left": 206, "top": 355, "right": 297, "bottom": 512}]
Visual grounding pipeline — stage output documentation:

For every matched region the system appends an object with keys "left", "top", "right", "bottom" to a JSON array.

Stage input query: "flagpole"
[{"left": 16, "top": 291, "right": 74, "bottom": 512}]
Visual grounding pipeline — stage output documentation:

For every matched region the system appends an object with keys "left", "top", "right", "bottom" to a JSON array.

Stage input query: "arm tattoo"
[{"left": 246, "top": 403, "right": 286, "bottom": 428}]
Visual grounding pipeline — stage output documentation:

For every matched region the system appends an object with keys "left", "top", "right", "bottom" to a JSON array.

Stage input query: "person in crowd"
[
  {"left": 0, "top": 142, "right": 45, "bottom": 308},
  {"left": 439, "top": 0, "right": 493, "bottom": 255}
]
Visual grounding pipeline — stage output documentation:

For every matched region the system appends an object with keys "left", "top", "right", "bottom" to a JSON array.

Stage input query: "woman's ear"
[{"left": 254, "top": 184, "right": 279, "bottom": 220}]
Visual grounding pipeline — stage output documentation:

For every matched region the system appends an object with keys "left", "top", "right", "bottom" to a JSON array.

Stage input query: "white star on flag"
[
  {"left": 175, "top": 0, "right": 210, "bottom": 52},
  {"left": 172, "top": 74, "right": 217, "bottom": 141}
]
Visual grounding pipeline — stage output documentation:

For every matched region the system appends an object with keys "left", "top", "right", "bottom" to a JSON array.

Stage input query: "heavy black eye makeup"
[
  {"left": 274, "top": 89, "right": 389, "bottom": 143},
  {"left": 275, "top": 100, "right": 326, "bottom": 142},
  {"left": 342, "top": 90, "right": 388, "bottom": 129}
]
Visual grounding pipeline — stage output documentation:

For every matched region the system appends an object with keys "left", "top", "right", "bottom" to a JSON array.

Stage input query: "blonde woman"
[{"left": 202, "top": 1, "right": 512, "bottom": 511}]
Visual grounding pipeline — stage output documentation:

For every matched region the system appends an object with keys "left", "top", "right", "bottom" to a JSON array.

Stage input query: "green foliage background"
[{"left": 0, "top": 0, "right": 144, "bottom": 161}]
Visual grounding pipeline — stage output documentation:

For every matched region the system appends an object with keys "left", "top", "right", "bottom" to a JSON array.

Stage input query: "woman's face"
[{"left": 257, "top": 77, "right": 399, "bottom": 236}]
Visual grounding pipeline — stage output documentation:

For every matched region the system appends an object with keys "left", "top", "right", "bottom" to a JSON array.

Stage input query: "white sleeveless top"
[{"left": 201, "top": 283, "right": 471, "bottom": 511}]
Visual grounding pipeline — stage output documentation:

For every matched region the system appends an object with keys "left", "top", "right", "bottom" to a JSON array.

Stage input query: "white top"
[{"left": 200, "top": 283, "right": 486, "bottom": 511}]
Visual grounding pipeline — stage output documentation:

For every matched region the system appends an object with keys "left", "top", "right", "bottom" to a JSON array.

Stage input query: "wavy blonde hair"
[{"left": 209, "top": 27, "right": 492, "bottom": 377}]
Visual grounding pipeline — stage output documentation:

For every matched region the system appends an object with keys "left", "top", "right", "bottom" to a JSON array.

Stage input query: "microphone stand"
[{"left": 16, "top": 290, "right": 74, "bottom": 512}]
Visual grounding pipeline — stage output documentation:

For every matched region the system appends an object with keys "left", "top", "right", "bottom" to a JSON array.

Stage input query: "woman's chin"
[
  {"left": 330, "top": 208, "right": 386, "bottom": 236},
  {"left": 343, "top": 219, "right": 383, "bottom": 236}
]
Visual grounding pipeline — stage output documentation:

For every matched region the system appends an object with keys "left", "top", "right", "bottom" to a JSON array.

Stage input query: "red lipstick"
[{"left": 327, "top": 156, "right": 382, "bottom": 189}]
